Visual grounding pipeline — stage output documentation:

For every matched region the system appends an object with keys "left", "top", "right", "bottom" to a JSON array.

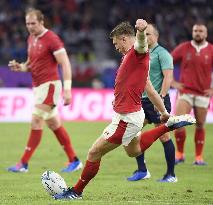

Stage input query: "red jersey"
[
  {"left": 172, "top": 41, "right": 213, "bottom": 96},
  {"left": 28, "top": 30, "right": 64, "bottom": 87},
  {"left": 113, "top": 47, "right": 149, "bottom": 113}
]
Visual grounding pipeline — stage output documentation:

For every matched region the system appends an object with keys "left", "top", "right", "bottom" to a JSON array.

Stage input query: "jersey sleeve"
[
  {"left": 171, "top": 43, "right": 185, "bottom": 63},
  {"left": 158, "top": 49, "right": 174, "bottom": 70},
  {"left": 211, "top": 44, "right": 213, "bottom": 68},
  {"left": 49, "top": 32, "right": 64, "bottom": 53}
]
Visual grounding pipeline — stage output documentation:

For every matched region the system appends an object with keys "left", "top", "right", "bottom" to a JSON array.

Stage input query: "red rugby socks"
[
  {"left": 54, "top": 126, "right": 77, "bottom": 162},
  {"left": 74, "top": 160, "right": 100, "bottom": 194},
  {"left": 21, "top": 129, "right": 42, "bottom": 164}
]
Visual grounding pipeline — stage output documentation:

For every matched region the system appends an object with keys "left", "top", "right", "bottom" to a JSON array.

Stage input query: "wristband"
[
  {"left": 20, "top": 63, "right": 28, "bottom": 72},
  {"left": 64, "top": 80, "right": 72, "bottom": 90}
]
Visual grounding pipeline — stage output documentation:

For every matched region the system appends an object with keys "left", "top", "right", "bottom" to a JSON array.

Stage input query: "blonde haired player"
[
  {"left": 8, "top": 9, "right": 82, "bottom": 173},
  {"left": 53, "top": 19, "right": 195, "bottom": 200}
]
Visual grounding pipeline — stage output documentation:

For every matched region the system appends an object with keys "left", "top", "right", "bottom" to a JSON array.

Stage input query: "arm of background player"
[
  {"left": 203, "top": 57, "right": 213, "bottom": 96},
  {"left": 171, "top": 76, "right": 185, "bottom": 91},
  {"left": 145, "top": 79, "right": 170, "bottom": 122},
  {"left": 171, "top": 44, "right": 185, "bottom": 91},
  {"left": 8, "top": 58, "right": 30, "bottom": 72},
  {"left": 54, "top": 49, "right": 72, "bottom": 105},
  {"left": 159, "top": 50, "right": 174, "bottom": 97},
  {"left": 203, "top": 88, "right": 213, "bottom": 97},
  {"left": 171, "top": 43, "right": 183, "bottom": 64},
  {"left": 160, "top": 69, "right": 173, "bottom": 97},
  {"left": 134, "top": 19, "right": 148, "bottom": 54}
]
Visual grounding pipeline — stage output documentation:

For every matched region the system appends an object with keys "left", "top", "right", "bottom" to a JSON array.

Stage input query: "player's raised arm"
[
  {"left": 54, "top": 49, "right": 72, "bottom": 105},
  {"left": 160, "top": 70, "right": 173, "bottom": 97},
  {"left": 134, "top": 19, "right": 148, "bottom": 54}
]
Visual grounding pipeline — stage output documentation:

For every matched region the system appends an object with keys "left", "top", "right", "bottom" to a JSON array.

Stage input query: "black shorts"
[{"left": 142, "top": 94, "right": 171, "bottom": 124}]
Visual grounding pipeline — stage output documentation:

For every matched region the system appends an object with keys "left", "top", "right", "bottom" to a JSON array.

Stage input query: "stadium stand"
[{"left": 0, "top": 0, "right": 212, "bottom": 88}]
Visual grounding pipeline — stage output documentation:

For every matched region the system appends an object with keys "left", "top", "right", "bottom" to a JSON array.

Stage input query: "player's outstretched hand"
[
  {"left": 135, "top": 19, "right": 147, "bottom": 32},
  {"left": 8, "top": 60, "right": 22, "bottom": 72},
  {"left": 63, "top": 90, "right": 72, "bottom": 105}
]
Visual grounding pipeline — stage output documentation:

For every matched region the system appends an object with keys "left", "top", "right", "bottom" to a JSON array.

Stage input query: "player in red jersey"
[
  {"left": 53, "top": 19, "right": 195, "bottom": 200},
  {"left": 7, "top": 9, "right": 82, "bottom": 173},
  {"left": 171, "top": 23, "right": 213, "bottom": 165}
]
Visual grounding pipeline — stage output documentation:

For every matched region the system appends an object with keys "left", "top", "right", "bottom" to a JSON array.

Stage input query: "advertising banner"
[{"left": 0, "top": 88, "right": 213, "bottom": 122}]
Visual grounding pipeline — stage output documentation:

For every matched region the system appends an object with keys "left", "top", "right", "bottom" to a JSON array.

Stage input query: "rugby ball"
[{"left": 41, "top": 170, "right": 68, "bottom": 195}]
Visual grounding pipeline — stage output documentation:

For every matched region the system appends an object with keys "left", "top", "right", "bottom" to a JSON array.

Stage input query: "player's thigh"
[
  {"left": 123, "top": 137, "right": 141, "bottom": 157},
  {"left": 102, "top": 111, "right": 144, "bottom": 146},
  {"left": 33, "top": 80, "right": 62, "bottom": 109},
  {"left": 175, "top": 98, "right": 192, "bottom": 115},
  {"left": 193, "top": 95, "right": 210, "bottom": 127},
  {"left": 193, "top": 106, "right": 208, "bottom": 128},
  {"left": 88, "top": 137, "right": 120, "bottom": 161},
  {"left": 33, "top": 81, "right": 62, "bottom": 122}
]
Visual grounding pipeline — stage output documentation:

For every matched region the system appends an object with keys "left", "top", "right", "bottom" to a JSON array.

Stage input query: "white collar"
[
  {"left": 35, "top": 29, "right": 48, "bottom": 39},
  {"left": 191, "top": 40, "right": 208, "bottom": 52}
]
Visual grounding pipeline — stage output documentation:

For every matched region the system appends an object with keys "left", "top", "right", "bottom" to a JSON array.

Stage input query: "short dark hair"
[
  {"left": 193, "top": 21, "right": 206, "bottom": 27},
  {"left": 25, "top": 8, "right": 44, "bottom": 22},
  {"left": 110, "top": 21, "right": 135, "bottom": 39}
]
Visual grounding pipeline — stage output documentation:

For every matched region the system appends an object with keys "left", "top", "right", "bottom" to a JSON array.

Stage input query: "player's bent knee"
[
  {"left": 126, "top": 150, "right": 140, "bottom": 158},
  {"left": 195, "top": 122, "right": 205, "bottom": 129},
  {"left": 47, "top": 121, "right": 59, "bottom": 131},
  {"left": 127, "top": 153, "right": 137, "bottom": 158},
  {"left": 31, "top": 116, "right": 43, "bottom": 129},
  {"left": 88, "top": 147, "right": 103, "bottom": 161}
]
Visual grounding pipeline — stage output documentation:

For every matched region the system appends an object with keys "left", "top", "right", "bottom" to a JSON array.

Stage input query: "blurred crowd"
[{"left": 0, "top": 0, "right": 212, "bottom": 88}]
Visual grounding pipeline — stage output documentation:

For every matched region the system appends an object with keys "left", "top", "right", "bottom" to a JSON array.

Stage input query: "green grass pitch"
[{"left": 0, "top": 122, "right": 213, "bottom": 205}]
